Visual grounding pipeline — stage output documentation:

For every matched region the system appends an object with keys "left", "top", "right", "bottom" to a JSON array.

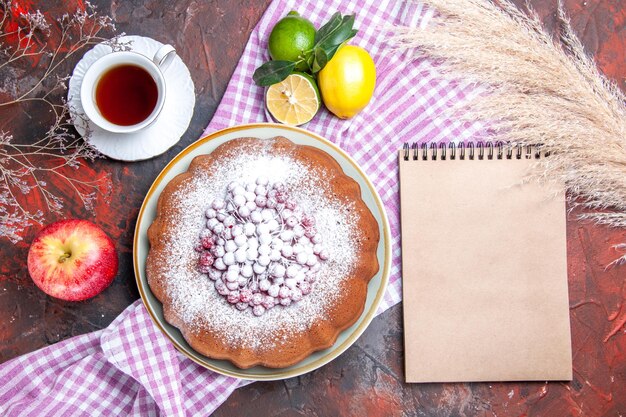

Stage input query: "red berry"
[
  {"left": 253, "top": 305, "right": 266, "bottom": 316},
  {"left": 240, "top": 288, "right": 253, "bottom": 303},
  {"left": 201, "top": 235, "right": 215, "bottom": 249},
  {"left": 215, "top": 280, "right": 229, "bottom": 295},
  {"left": 198, "top": 264, "right": 212, "bottom": 274},
  {"left": 199, "top": 252, "right": 214, "bottom": 266},
  {"left": 208, "top": 269, "right": 222, "bottom": 280},
  {"left": 227, "top": 291, "right": 240, "bottom": 304},
  {"left": 300, "top": 281, "right": 312, "bottom": 295},
  {"left": 278, "top": 286, "right": 291, "bottom": 299},
  {"left": 262, "top": 295, "right": 276, "bottom": 309},
  {"left": 301, "top": 216, "right": 316, "bottom": 227},
  {"left": 291, "top": 287, "right": 303, "bottom": 301},
  {"left": 210, "top": 245, "right": 225, "bottom": 257},
  {"left": 251, "top": 292, "right": 264, "bottom": 306},
  {"left": 285, "top": 199, "right": 297, "bottom": 210},
  {"left": 255, "top": 196, "right": 267, "bottom": 207}
]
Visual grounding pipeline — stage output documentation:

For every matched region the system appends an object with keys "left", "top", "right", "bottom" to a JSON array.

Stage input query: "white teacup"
[{"left": 80, "top": 44, "right": 176, "bottom": 134}]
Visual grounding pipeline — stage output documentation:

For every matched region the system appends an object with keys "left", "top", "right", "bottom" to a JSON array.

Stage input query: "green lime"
[{"left": 268, "top": 11, "right": 315, "bottom": 72}]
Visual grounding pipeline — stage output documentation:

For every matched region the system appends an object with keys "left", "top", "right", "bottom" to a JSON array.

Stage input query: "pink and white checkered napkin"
[{"left": 1, "top": 0, "right": 483, "bottom": 415}]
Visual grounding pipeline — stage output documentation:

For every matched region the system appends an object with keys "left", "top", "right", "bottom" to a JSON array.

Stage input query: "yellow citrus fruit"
[
  {"left": 265, "top": 73, "right": 321, "bottom": 126},
  {"left": 268, "top": 11, "right": 315, "bottom": 72},
  {"left": 318, "top": 45, "right": 376, "bottom": 119}
]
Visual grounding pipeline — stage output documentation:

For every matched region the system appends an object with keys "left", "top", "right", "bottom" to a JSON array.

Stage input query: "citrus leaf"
[
  {"left": 315, "top": 14, "right": 357, "bottom": 58},
  {"left": 315, "top": 12, "right": 342, "bottom": 44},
  {"left": 301, "top": 50, "right": 314, "bottom": 72},
  {"left": 324, "top": 29, "right": 358, "bottom": 61},
  {"left": 306, "top": 52, "right": 315, "bottom": 70},
  {"left": 253, "top": 60, "right": 297, "bottom": 86},
  {"left": 324, "top": 14, "right": 355, "bottom": 45},
  {"left": 311, "top": 48, "right": 328, "bottom": 73}
]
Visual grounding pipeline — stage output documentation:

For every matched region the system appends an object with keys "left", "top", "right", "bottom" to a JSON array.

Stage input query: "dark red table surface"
[{"left": 1, "top": 0, "right": 625, "bottom": 415}]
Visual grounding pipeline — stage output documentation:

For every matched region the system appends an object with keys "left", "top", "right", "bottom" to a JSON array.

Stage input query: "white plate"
[
  {"left": 68, "top": 35, "right": 195, "bottom": 161},
  {"left": 133, "top": 123, "right": 391, "bottom": 380}
]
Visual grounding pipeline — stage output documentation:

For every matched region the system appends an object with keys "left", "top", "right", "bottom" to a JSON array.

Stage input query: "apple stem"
[{"left": 58, "top": 252, "right": 72, "bottom": 263}]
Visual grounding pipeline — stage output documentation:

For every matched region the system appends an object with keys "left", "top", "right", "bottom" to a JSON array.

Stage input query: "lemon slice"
[{"left": 266, "top": 73, "right": 320, "bottom": 126}]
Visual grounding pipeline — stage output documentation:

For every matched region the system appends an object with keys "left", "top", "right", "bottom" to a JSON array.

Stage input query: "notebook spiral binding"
[{"left": 402, "top": 141, "right": 546, "bottom": 161}]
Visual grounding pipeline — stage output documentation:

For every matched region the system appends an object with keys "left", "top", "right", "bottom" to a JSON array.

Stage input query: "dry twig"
[{"left": 0, "top": 1, "right": 121, "bottom": 242}]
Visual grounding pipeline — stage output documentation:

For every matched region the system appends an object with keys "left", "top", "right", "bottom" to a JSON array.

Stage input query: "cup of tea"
[{"left": 80, "top": 44, "right": 176, "bottom": 133}]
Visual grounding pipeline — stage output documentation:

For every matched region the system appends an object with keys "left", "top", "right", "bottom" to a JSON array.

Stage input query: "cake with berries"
[{"left": 146, "top": 136, "right": 379, "bottom": 369}]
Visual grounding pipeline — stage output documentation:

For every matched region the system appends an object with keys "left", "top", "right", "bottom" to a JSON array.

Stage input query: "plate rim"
[{"left": 133, "top": 122, "right": 391, "bottom": 380}]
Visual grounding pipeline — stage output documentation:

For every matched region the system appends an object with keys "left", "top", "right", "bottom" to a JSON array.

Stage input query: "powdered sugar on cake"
[{"left": 159, "top": 142, "right": 361, "bottom": 351}]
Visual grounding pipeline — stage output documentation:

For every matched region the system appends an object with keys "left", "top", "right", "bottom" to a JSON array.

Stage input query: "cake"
[{"left": 146, "top": 136, "right": 379, "bottom": 369}]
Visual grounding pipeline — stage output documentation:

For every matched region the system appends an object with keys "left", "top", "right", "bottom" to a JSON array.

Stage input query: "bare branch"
[{"left": 0, "top": 0, "right": 115, "bottom": 242}]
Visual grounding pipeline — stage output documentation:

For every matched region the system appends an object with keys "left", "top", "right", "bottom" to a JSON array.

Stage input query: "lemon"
[
  {"left": 268, "top": 11, "right": 315, "bottom": 72},
  {"left": 266, "top": 72, "right": 321, "bottom": 126},
  {"left": 318, "top": 45, "right": 376, "bottom": 119}
]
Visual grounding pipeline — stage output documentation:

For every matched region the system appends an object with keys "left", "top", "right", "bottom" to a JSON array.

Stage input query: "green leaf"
[
  {"left": 315, "top": 14, "right": 357, "bottom": 58},
  {"left": 306, "top": 52, "right": 315, "bottom": 70},
  {"left": 315, "top": 12, "right": 342, "bottom": 44},
  {"left": 301, "top": 50, "right": 314, "bottom": 72},
  {"left": 311, "top": 48, "right": 328, "bottom": 73},
  {"left": 323, "top": 29, "right": 358, "bottom": 61},
  {"left": 252, "top": 60, "right": 297, "bottom": 86}
]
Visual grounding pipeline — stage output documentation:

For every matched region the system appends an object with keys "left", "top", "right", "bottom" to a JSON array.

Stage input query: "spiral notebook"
[{"left": 399, "top": 142, "right": 572, "bottom": 383}]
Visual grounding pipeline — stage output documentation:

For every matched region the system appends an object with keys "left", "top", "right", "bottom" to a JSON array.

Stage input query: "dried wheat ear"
[{"left": 387, "top": 0, "right": 626, "bottom": 266}]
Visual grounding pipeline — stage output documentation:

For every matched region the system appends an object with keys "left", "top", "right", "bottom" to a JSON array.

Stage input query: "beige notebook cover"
[{"left": 399, "top": 145, "right": 572, "bottom": 383}]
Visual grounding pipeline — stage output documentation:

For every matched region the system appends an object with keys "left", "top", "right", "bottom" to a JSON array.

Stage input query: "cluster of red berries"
[{"left": 195, "top": 177, "right": 327, "bottom": 315}]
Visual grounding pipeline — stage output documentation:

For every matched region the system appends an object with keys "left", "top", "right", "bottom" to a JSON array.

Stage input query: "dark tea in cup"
[
  {"left": 80, "top": 45, "right": 175, "bottom": 133},
  {"left": 95, "top": 64, "right": 158, "bottom": 126}
]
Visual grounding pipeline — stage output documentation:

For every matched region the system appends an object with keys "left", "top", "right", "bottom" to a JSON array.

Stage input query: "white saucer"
[{"left": 68, "top": 35, "right": 195, "bottom": 161}]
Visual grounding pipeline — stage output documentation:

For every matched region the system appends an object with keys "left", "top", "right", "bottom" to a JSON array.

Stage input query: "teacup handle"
[{"left": 153, "top": 44, "right": 176, "bottom": 73}]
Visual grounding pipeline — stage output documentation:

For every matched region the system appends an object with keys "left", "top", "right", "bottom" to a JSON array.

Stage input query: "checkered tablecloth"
[{"left": 0, "top": 0, "right": 482, "bottom": 415}]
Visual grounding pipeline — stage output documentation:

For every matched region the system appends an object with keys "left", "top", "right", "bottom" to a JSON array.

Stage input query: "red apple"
[{"left": 27, "top": 219, "right": 118, "bottom": 301}]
